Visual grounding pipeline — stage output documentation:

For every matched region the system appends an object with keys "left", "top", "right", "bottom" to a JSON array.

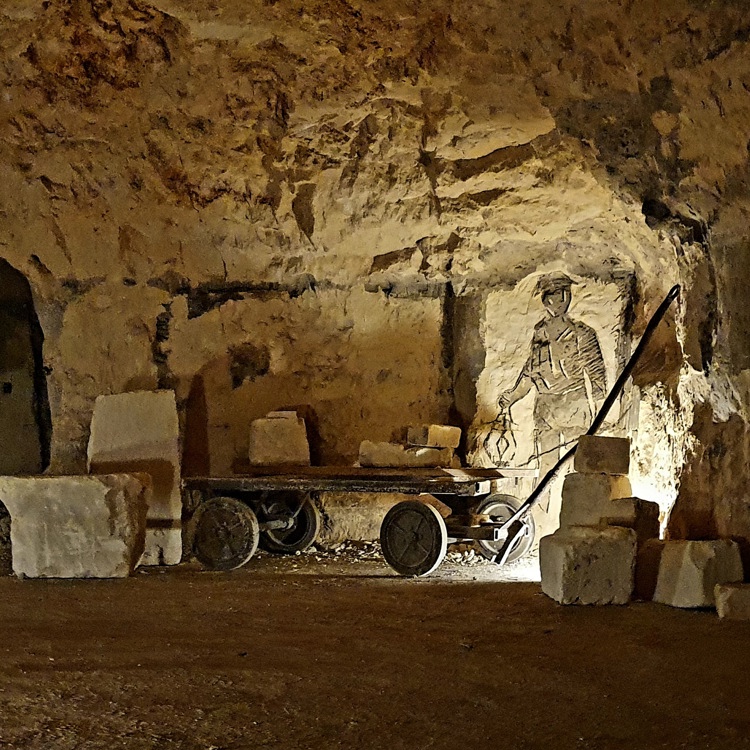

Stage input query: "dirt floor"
[{"left": 0, "top": 547, "right": 748, "bottom": 750}]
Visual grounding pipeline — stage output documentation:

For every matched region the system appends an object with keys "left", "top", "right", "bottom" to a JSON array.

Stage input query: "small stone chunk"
[
  {"left": 359, "top": 441, "right": 453, "bottom": 468},
  {"left": 0, "top": 474, "right": 149, "bottom": 578},
  {"left": 558, "top": 472, "right": 632, "bottom": 527},
  {"left": 653, "top": 540, "right": 743, "bottom": 608},
  {"left": 573, "top": 435, "right": 630, "bottom": 475},
  {"left": 715, "top": 584, "right": 750, "bottom": 620},
  {"left": 407, "top": 424, "right": 462, "bottom": 449},
  {"left": 634, "top": 539, "right": 666, "bottom": 601},
  {"left": 540, "top": 526, "right": 637, "bottom": 605},
  {"left": 248, "top": 413, "right": 310, "bottom": 466}
]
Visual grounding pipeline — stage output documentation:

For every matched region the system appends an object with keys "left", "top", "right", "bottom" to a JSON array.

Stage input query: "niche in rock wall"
[{"left": 0, "top": 260, "right": 51, "bottom": 474}]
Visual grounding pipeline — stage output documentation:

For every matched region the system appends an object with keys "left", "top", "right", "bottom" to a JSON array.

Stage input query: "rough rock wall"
[{"left": 0, "top": 0, "right": 749, "bottom": 545}]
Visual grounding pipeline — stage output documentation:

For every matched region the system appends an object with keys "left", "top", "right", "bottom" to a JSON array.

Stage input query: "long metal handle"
[{"left": 501, "top": 283, "right": 681, "bottom": 529}]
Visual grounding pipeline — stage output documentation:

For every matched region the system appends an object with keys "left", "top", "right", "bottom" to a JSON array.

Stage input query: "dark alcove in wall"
[{"left": 0, "top": 260, "right": 51, "bottom": 474}]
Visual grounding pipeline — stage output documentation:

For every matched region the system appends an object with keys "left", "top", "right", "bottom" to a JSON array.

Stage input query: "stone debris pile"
[
  {"left": 358, "top": 424, "right": 461, "bottom": 468},
  {"left": 540, "top": 435, "right": 748, "bottom": 616}
]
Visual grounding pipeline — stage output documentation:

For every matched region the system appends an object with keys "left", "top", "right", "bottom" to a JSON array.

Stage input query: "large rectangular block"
[
  {"left": 407, "top": 425, "right": 462, "bottom": 450},
  {"left": 653, "top": 540, "right": 743, "bottom": 608},
  {"left": 574, "top": 435, "right": 630, "bottom": 475},
  {"left": 88, "top": 390, "right": 182, "bottom": 566},
  {"left": 0, "top": 474, "right": 148, "bottom": 578},
  {"left": 559, "top": 472, "right": 632, "bottom": 527},
  {"left": 359, "top": 441, "right": 454, "bottom": 468},
  {"left": 540, "top": 526, "right": 637, "bottom": 605},
  {"left": 248, "top": 413, "right": 311, "bottom": 466},
  {"left": 715, "top": 584, "right": 750, "bottom": 620}
]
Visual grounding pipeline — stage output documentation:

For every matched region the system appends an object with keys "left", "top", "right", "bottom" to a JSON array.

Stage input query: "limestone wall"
[{"left": 0, "top": 0, "right": 749, "bottom": 547}]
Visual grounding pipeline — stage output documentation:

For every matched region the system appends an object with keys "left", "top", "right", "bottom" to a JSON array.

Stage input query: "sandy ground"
[{"left": 0, "top": 548, "right": 748, "bottom": 750}]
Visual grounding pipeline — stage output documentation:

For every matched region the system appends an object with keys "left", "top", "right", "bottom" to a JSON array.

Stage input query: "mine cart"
[{"left": 183, "top": 466, "right": 537, "bottom": 574}]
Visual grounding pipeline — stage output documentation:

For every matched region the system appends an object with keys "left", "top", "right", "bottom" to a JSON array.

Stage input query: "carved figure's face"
[{"left": 542, "top": 288, "right": 571, "bottom": 316}]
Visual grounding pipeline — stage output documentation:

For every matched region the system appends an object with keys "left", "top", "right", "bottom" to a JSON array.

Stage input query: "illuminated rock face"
[{"left": 0, "top": 1, "right": 748, "bottom": 546}]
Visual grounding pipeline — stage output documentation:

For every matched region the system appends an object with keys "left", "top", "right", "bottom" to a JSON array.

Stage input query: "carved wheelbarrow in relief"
[{"left": 379, "top": 284, "right": 681, "bottom": 576}]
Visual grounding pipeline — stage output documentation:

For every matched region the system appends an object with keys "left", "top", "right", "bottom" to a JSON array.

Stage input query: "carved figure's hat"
[{"left": 534, "top": 271, "right": 576, "bottom": 297}]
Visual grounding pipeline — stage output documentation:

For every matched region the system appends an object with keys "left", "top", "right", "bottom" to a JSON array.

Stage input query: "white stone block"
[
  {"left": 715, "top": 583, "right": 750, "bottom": 620},
  {"left": 88, "top": 390, "right": 182, "bottom": 566},
  {"left": 558, "top": 472, "right": 632, "bottom": 527},
  {"left": 653, "top": 540, "right": 744, "bottom": 608},
  {"left": 359, "top": 441, "right": 453, "bottom": 468},
  {"left": 0, "top": 474, "right": 148, "bottom": 578},
  {"left": 574, "top": 435, "right": 630, "bottom": 475},
  {"left": 540, "top": 526, "right": 636, "bottom": 605},
  {"left": 248, "top": 415, "right": 310, "bottom": 466},
  {"left": 406, "top": 424, "right": 462, "bottom": 449}
]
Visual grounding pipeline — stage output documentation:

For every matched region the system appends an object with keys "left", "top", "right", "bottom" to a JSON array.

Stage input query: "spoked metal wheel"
[
  {"left": 192, "top": 496, "right": 260, "bottom": 571},
  {"left": 476, "top": 494, "right": 535, "bottom": 564},
  {"left": 261, "top": 492, "right": 321, "bottom": 554},
  {"left": 380, "top": 500, "right": 448, "bottom": 577}
]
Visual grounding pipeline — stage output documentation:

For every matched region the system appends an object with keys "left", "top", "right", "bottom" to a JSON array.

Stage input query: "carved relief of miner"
[{"left": 496, "top": 273, "right": 607, "bottom": 505}]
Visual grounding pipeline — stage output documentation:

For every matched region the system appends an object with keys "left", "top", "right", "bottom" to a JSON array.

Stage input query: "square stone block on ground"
[
  {"left": 87, "top": 390, "right": 182, "bottom": 566},
  {"left": 248, "top": 413, "right": 311, "bottom": 466},
  {"left": 653, "top": 540, "right": 744, "bottom": 609},
  {"left": 406, "top": 425, "right": 462, "bottom": 449},
  {"left": 540, "top": 526, "right": 637, "bottom": 605},
  {"left": 715, "top": 583, "right": 750, "bottom": 620},
  {"left": 573, "top": 435, "right": 630, "bottom": 475},
  {"left": 0, "top": 474, "right": 149, "bottom": 578},
  {"left": 558, "top": 472, "right": 633, "bottom": 527}
]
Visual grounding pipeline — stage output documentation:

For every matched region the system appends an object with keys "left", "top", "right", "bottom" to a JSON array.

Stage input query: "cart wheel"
[
  {"left": 192, "top": 496, "right": 260, "bottom": 571},
  {"left": 476, "top": 494, "right": 535, "bottom": 564},
  {"left": 261, "top": 492, "right": 321, "bottom": 554},
  {"left": 380, "top": 500, "right": 448, "bottom": 577}
]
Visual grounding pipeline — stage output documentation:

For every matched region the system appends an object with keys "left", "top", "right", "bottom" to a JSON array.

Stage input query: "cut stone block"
[
  {"left": 540, "top": 526, "right": 637, "bottom": 605},
  {"left": 653, "top": 540, "right": 744, "bottom": 608},
  {"left": 248, "top": 414, "right": 310, "bottom": 466},
  {"left": 715, "top": 584, "right": 750, "bottom": 620},
  {"left": 634, "top": 539, "right": 666, "bottom": 601},
  {"left": 558, "top": 472, "right": 632, "bottom": 527},
  {"left": 359, "top": 441, "right": 453, "bottom": 468},
  {"left": 573, "top": 435, "right": 630, "bottom": 475},
  {"left": 406, "top": 424, "right": 462, "bottom": 449},
  {"left": 0, "top": 474, "right": 148, "bottom": 578},
  {"left": 88, "top": 390, "right": 182, "bottom": 566},
  {"left": 602, "top": 498, "right": 660, "bottom": 543}
]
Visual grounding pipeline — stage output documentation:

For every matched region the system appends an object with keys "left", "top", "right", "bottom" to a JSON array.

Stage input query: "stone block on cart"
[
  {"left": 0, "top": 474, "right": 149, "bottom": 578},
  {"left": 358, "top": 441, "right": 454, "bottom": 468},
  {"left": 715, "top": 583, "right": 750, "bottom": 620},
  {"left": 248, "top": 412, "right": 311, "bottom": 467},
  {"left": 406, "top": 425, "right": 462, "bottom": 450},
  {"left": 573, "top": 435, "right": 630, "bottom": 475},
  {"left": 558, "top": 472, "right": 632, "bottom": 527},
  {"left": 540, "top": 526, "right": 637, "bottom": 605},
  {"left": 87, "top": 390, "right": 182, "bottom": 566},
  {"left": 653, "top": 540, "right": 743, "bottom": 609}
]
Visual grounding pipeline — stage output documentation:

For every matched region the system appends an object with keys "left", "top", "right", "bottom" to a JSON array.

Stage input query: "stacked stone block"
[{"left": 541, "top": 435, "right": 659, "bottom": 605}]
